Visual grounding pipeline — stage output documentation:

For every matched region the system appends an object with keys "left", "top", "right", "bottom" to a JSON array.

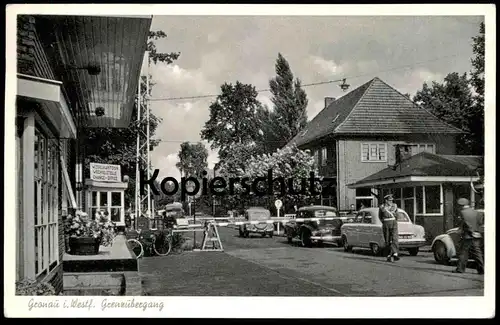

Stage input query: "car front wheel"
[
  {"left": 370, "top": 243, "right": 382, "bottom": 256},
  {"left": 301, "top": 230, "right": 312, "bottom": 247},
  {"left": 408, "top": 247, "right": 419, "bottom": 256},
  {"left": 342, "top": 235, "right": 352, "bottom": 252},
  {"left": 433, "top": 241, "right": 450, "bottom": 265}
]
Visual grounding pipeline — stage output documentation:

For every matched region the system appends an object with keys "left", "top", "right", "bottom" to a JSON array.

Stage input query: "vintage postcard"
[{"left": 4, "top": 3, "right": 495, "bottom": 318}]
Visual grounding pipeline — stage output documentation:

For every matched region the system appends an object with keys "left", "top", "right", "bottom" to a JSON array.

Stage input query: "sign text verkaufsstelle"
[{"left": 90, "top": 163, "right": 121, "bottom": 182}]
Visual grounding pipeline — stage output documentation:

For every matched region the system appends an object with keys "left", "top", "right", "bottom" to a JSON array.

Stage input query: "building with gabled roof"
[{"left": 286, "top": 77, "right": 465, "bottom": 214}]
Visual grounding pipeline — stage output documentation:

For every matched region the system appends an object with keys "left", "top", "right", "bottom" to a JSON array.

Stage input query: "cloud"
[
  {"left": 310, "top": 55, "right": 347, "bottom": 77},
  {"left": 395, "top": 68, "right": 446, "bottom": 96},
  {"left": 156, "top": 153, "right": 180, "bottom": 180}
]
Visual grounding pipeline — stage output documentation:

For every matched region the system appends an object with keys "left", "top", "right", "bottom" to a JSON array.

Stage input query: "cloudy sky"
[{"left": 145, "top": 15, "right": 483, "bottom": 180}]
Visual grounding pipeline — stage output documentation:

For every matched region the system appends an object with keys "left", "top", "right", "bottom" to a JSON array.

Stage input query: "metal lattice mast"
[{"left": 135, "top": 51, "right": 152, "bottom": 220}]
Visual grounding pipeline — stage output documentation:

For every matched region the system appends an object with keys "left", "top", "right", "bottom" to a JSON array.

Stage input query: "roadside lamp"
[{"left": 339, "top": 78, "right": 350, "bottom": 91}]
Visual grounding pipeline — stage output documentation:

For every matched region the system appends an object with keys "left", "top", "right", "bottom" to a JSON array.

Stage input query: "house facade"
[
  {"left": 287, "top": 77, "right": 464, "bottom": 213},
  {"left": 15, "top": 14, "right": 151, "bottom": 293}
]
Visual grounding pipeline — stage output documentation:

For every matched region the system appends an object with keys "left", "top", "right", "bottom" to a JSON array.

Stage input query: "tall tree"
[
  {"left": 469, "top": 21, "right": 485, "bottom": 155},
  {"left": 176, "top": 142, "right": 209, "bottom": 177},
  {"left": 261, "top": 53, "right": 308, "bottom": 153},
  {"left": 413, "top": 72, "right": 476, "bottom": 154},
  {"left": 470, "top": 22, "right": 485, "bottom": 101},
  {"left": 84, "top": 30, "right": 180, "bottom": 204},
  {"left": 412, "top": 22, "right": 485, "bottom": 156},
  {"left": 200, "top": 81, "right": 264, "bottom": 164}
]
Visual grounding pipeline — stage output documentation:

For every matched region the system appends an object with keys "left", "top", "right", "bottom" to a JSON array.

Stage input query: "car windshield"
[
  {"left": 247, "top": 210, "right": 270, "bottom": 220},
  {"left": 396, "top": 211, "right": 410, "bottom": 222},
  {"left": 313, "top": 210, "right": 336, "bottom": 217}
]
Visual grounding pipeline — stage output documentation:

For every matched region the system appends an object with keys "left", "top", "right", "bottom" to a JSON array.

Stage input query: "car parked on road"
[
  {"left": 431, "top": 210, "right": 484, "bottom": 265},
  {"left": 340, "top": 207, "right": 426, "bottom": 256},
  {"left": 284, "top": 205, "right": 345, "bottom": 247},
  {"left": 239, "top": 207, "right": 274, "bottom": 238}
]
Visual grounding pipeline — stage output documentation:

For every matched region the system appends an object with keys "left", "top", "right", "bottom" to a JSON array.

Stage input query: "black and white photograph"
[{"left": 4, "top": 4, "right": 495, "bottom": 318}]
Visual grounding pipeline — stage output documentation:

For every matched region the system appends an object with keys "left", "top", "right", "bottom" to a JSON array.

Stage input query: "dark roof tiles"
[
  {"left": 288, "top": 77, "right": 464, "bottom": 147},
  {"left": 350, "top": 152, "right": 482, "bottom": 186}
]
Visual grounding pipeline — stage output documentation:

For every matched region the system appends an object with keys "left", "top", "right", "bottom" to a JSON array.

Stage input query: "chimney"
[{"left": 325, "top": 97, "right": 336, "bottom": 108}]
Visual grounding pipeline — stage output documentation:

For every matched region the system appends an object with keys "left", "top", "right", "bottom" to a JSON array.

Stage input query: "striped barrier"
[{"left": 202, "top": 217, "right": 338, "bottom": 227}]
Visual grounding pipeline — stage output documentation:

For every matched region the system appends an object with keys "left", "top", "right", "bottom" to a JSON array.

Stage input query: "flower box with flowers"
[{"left": 64, "top": 210, "right": 116, "bottom": 255}]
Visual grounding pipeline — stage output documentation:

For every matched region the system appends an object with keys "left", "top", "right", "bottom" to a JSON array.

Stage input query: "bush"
[{"left": 16, "top": 279, "right": 57, "bottom": 296}]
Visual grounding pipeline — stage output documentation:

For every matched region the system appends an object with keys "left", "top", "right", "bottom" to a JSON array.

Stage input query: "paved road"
[{"left": 139, "top": 226, "right": 484, "bottom": 296}]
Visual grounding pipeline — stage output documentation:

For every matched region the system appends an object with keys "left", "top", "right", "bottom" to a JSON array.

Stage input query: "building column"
[
  {"left": 22, "top": 113, "right": 35, "bottom": 279},
  {"left": 442, "top": 183, "right": 454, "bottom": 231}
]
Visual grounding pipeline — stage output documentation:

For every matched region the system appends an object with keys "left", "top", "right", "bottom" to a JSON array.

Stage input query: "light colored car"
[
  {"left": 431, "top": 210, "right": 484, "bottom": 265},
  {"left": 340, "top": 207, "right": 426, "bottom": 256},
  {"left": 239, "top": 207, "right": 274, "bottom": 238}
]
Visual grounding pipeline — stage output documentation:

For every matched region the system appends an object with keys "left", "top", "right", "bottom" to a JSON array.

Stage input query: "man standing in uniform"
[
  {"left": 379, "top": 194, "right": 400, "bottom": 262},
  {"left": 453, "top": 198, "right": 484, "bottom": 274}
]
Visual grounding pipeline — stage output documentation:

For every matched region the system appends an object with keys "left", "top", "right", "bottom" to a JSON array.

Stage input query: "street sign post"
[{"left": 275, "top": 199, "right": 283, "bottom": 235}]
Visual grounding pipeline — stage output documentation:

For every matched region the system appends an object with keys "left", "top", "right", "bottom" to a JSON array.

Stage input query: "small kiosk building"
[{"left": 85, "top": 163, "right": 128, "bottom": 227}]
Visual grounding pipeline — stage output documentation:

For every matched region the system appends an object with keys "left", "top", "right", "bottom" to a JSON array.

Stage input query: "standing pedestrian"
[
  {"left": 453, "top": 198, "right": 484, "bottom": 274},
  {"left": 379, "top": 194, "right": 400, "bottom": 262}
]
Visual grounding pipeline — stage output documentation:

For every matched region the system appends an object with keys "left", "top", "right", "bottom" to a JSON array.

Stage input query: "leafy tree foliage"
[
  {"left": 470, "top": 22, "right": 485, "bottom": 99},
  {"left": 413, "top": 72, "right": 476, "bottom": 154},
  {"left": 258, "top": 53, "right": 308, "bottom": 153},
  {"left": 413, "top": 22, "right": 485, "bottom": 155},
  {"left": 176, "top": 142, "right": 208, "bottom": 177},
  {"left": 200, "top": 81, "right": 265, "bottom": 164},
  {"left": 469, "top": 21, "right": 485, "bottom": 156},
  {"left": 219, "top": 144, "right": 321, "bottom": 211}
]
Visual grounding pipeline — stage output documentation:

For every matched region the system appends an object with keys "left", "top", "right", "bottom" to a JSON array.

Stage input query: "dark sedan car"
[{"left": 284, "top": 205, "right": 350, "bottom": 247}]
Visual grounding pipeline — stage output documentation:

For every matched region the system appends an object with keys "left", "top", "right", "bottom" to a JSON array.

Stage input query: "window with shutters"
[{"left": 361, "top": 143, "right": 387, "bottom": 162}]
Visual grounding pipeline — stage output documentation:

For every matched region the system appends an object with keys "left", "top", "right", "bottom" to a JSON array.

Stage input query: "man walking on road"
[
  {"left": 453, "top": 198, "right": 484, "bottom": 274},
  {"left": 379, "top": 194, "right": 399, "bottom": 262}
]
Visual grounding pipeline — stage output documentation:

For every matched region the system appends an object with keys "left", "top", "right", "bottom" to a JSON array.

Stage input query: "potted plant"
[{"left": 64, "top": 210, "right": 116, "bottom": 255}]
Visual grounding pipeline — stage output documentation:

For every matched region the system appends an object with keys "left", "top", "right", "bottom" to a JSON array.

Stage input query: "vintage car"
[
  {"left": 431, "top": 210, "right": 485, "bottom": 265},
  {"left": 340, "top": 207, "right": 426, "bottom": 256},
  {"left": 160, "top": 202, "right": 186, "bottom": 228},
  {"left": 284, "top": 205, "right": 344, "bottom": 247},
  {"left": 239, "top": 207, "right": 274, "bottom": 238}
]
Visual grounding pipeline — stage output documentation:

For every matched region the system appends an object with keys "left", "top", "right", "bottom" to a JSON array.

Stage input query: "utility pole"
[
  {"left": 212, "top": 168, "right": 216, "bottom": 217},
  {"left": 135, "top": 51, "right": 152, "bottom": 225}
]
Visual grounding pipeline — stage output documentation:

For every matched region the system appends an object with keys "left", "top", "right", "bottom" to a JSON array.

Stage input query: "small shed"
[{"left": 84, "top": 163, "right": 128, "bottom": 226}]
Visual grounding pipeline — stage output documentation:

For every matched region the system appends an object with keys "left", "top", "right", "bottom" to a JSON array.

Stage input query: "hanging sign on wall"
[{"left": 90, "top": 163, "right": 122, "bottom": 182}]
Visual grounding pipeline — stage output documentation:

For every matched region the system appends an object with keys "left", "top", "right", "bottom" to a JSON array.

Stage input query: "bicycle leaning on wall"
[{"left": 126, "top": 228, "right": 172, "bottom": 258}]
